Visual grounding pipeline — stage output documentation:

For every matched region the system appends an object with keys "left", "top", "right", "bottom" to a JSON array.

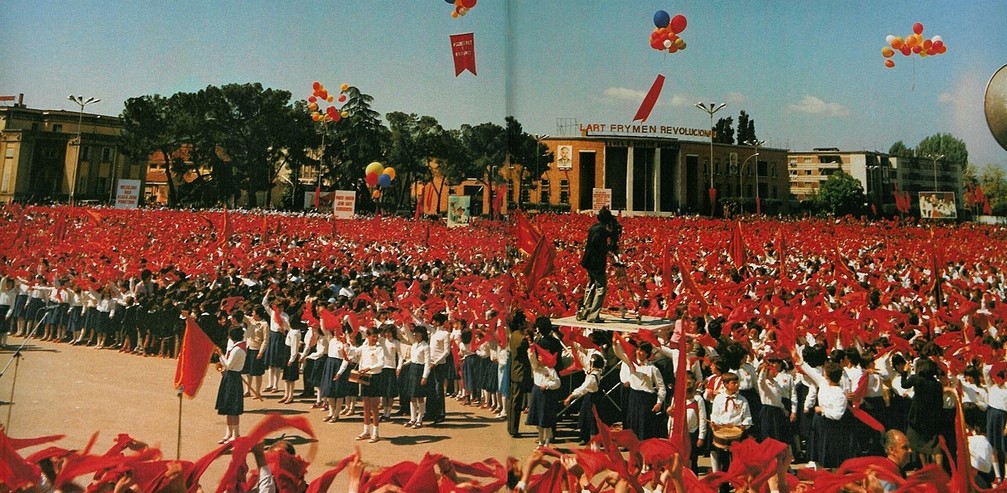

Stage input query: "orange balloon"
[
  {"left": 340, "top": 83, "right": 349, "bottom": 91},
  {"left": 884, "top": 59, "right": 895, "bottom": 68},
  {"left": 308, "top": 102, "right": 318, "bottom": 111},
  {"left": 922, "top": 39, "right": 933, "bottom": 52},
  {"left": 326, "top": 95, "right": 334, "bottom": 103},
  {"left": 891, "top": 37, "right": 904, "bottom": 50},
  {"left": 311, "top": 113, "right": 321, "bottom": 122},
  {"left": 881, "top": 47, "right": 895, "bottom": 58}
]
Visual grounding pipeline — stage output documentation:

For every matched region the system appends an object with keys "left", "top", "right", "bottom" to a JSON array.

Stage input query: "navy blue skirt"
[
  {"left": 281, "top": 358, "right": 299, "bottom": 382},
  {"left": 215, "top": 370, "right": 244, "bottom": 416},
  {"left": 758, "top": 404, "right": 790, "bottom": 444},
  {"left": 462, "top": 356, "right": 480, "bottom": 394},
  {"left": 987, "top": 407, "right": 1007, "bottom": 454},
  {"left": 334, "top": 363, "right": 356, "bottom": 398},
  {"left": 262, "top": 332, "right": 287, "bottom": 368},
  {"left": 0, "top": 305, "right": 9, "bottom": 334},
  {"left": 360, "top": 368, "right": 387, "bottom": 397},
  {"left": 309, "top": 358, "right": 327, "bottom": 388},
  {"left": 480, "top": 357, "right": 498, "bottom": 393},
  {"left": 381, "top": 367, "right": 397, "bottom": 399},
  {"left": 66, "top": 306, "right": 82, "bottom": 332},
  {"left": 10, "top": 294, "right": 28, "bottom": 319},
  {"left": 319, "top": 357, "right": 343, "bottom": 398},
  {"left": 242, "top": 349, "right": 267, "bottom": 376},
  {"left": 405, "top": 363, "right": 431, "bottom": 399},
  {"left": 526, "top": 385, "right": 561, "bottom": 429},
  {"left": 624, "top": 388, "right": 662, "bottom": 440}
]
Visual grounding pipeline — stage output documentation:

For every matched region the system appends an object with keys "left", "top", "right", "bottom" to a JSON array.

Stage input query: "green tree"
[
  {"left": 713, "top": 117, "right": 734, "bottom": 144},
  {"left": 889, "top": 140, "right": 913, "bottom": 158},
  {"left": 916, "top": 133, "right": 968, "bottom": 168},
  {"left": 736, "top": 110, "right": 757, "bottom": 144},
  {"left": 326, "top": 86, "right": 389, "bottom": 198},
  {"left": 980, "top": 163, "right": 1007, "bottom": 215},
  {"left": 817, "top": 171, "right": 867, "bottom": 216},
  {"left": 386, "top": 112, "right": 448, "bottom": 212},
  {"left": 505, "top": 116, "right": 553, "bottom": 207},
  {"left": 120, "top": 95, "right": 180, "bottom": 206}
]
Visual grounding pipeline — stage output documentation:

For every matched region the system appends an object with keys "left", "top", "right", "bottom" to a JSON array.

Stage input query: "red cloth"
[
  {"left": 729, "top": 221, "right": 746, "bottom": 271},
  {"left": 450, "top": 32, "right": 477, "bottom": 76},
  {"left": 522, "top": 234, "right": 555, "bottom": 293},
  {"left": 174, "top": 317, "right": 216, "bottom": 399},
  {"left": 633, "top": 74, "right": 665, "bottom": 123},
  {"left": 513, "top": 210, "right": 541, "bottom": 256}
]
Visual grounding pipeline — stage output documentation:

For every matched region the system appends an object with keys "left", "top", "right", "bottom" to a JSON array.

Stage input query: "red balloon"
[
  {"left": 312, "top": 81, "right": 321, "bottom": 90},
  {"left": 669, "top": 14, "right": 687, "bottom": 34},
  {"left": 460, "top": 0, "right": 476, "bottom": 8},
  {"left": 912, "top": 45, "right": 921, "bottom": 54},
  {"left": 308, "top": 96, "right": 317, "bottom": 103},
  {"left": 900, "top": 45, "right": 912, "bottom": 56},
  {"left": 884, "top": 59, "right": 895, "bottom": 68},
  {"left": 913, "top": 22, "right": 923, "bottom": 35},
  {"left": 366, "top": 172, "right": 379, "bottom": 187}
]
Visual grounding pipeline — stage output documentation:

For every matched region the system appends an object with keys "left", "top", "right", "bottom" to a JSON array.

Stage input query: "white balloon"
[{"left": 663, "top": 39, "right": 672, "bottom": 48}]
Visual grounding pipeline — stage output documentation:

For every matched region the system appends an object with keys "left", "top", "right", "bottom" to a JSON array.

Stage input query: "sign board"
[
  {"left": 919, "top": 191, "right": 957, "bottom": 219},
  {"left": 114, "top": 179, "right": 141, "bottom": 209},
  {"left": 592, "top": 188, "right": 612, "bottom": 212},
  {"left": 555, "top": 145, "right": 573, "bottom": 171},
  {"left": 447, "top": 195, "right": 471, "bottom": 228},
  {"left": 332, "top": 190, "right": 356, "bottom": 219}
]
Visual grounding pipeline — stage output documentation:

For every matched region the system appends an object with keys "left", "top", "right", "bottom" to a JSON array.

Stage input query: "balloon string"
[{"left": 912, "top": 58, "right": 916, "bottom": 92}]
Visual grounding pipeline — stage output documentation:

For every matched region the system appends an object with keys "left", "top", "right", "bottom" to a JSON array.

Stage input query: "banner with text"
[
  {"left": 115, "top": 179, "right": 141, "bottom": 209},
  {"left": 450, "top": 32, "right": 477, "bottom": 76},
  {"left": 592, "top": 188, "right": 612, "bottom": 212},
  {"left": 333, "top": 190, "right": 356, "bottom": 219}
]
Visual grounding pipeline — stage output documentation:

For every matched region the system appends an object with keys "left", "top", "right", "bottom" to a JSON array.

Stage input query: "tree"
[
  {"left": 386, "top": 112, "right": 448, "bottom": 212},
  {"left": 917, "top": 133, "right": 968, "bottom": 168},
  {"left": 979, "top": 163, "right": 1007, "bottom": 215},
  {"left": 120, "top": 95, "right": 180, "bottom": 206},
  {"left": 504, "top": 116, "right": 553, "bottom": 206},
  {"left": 713, "top": 117, "right": 734, "bottom": 144},
  {"left": 736, "top": 110, "right": 757, "bottom": 144},
  {"left": 326, "top": 86, "right": 389, "bottom": 197},
  {"left": 817, "top": 171, "right": 867, "bottom": 216},
  {"left": 889, "top": 140, "right": 913, "bottom": 158}
]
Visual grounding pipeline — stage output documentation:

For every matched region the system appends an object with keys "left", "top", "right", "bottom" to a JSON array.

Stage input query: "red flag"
[
  {"left": 218, "top": 204, "right": 233, "bottom": 248},
  {"left": 52, "top": 212, "right": 68, "bottom": 243},
  {"left": 450, "top": 32, "right": 477, "bottom": 76},
  {"left": 708, "top": 187, "right": 718, "bottom": 215},
  {"left": 513, "top": 209, "right": 542, "bottom": 256},
  {"left": 677, "top": 255, "right": 710, "bottom": 315},
  {"left": 174, "top": 317, "right": 216, "bottom": 399},
  {"left": 414, "top": 194, "right": 423, "bottom": 221},
  {"left": 85, "top": 209, "right": 104, "bottom": 224},
  {"left": 632, "top": 74, "right": 665, "bottom": 123},
  {"left": 728, "top": 221, "right": 746, "bottom": 271},
  {"left": 522, "top": 234, "right": 555, "bottom": 292},
  {"left": 0, "top": 433, "right": 42, "bottom": 491},
  {"left": 493, "top": 184, "right": 507, "bottom": 218},
  {"left": 670, "top": 320, "right": 691, "bottom": 462},
  {"left": 531, "top": 342, "right": 557, "bottom": 369},
  {"left": 312, "top": 184, "right": 321, "bottom": 209}
]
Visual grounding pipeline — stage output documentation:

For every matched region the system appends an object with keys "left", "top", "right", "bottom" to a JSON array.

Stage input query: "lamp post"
[
  {"left": 927, "top": 153, "right": 945, "bottom": 192},
  {"left": 67, "top": 95, "right": 100, "bottom": 205},
  {"left": 745, "top": 139, "right": 765, "bottom": 213},
  {"left": 695, "top": 102, "right": 726, "bottom": 214}
]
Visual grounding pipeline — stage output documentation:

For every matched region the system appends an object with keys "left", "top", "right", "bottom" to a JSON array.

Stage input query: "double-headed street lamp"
[
  {"left": 927, "top": 153, "right": 945, "bottom": 192},
  {"left": 695, "top": 102, "right": 726, "bottom": 214},
  {"left": 745, "top": 139, "right": 766, "bottom": 212},
  {"left": 67, "top": 95, "right": 101, "bottom": 205}
]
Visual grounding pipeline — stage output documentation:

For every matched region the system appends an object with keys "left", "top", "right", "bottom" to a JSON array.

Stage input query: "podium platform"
[{"left": 551, "top": 314, "right": 675, "bottom": 333}]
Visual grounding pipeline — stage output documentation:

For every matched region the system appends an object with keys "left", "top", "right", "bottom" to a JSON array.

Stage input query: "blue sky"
[{"left": 3, "top": 1, "right": 1006, "bottom": 167}]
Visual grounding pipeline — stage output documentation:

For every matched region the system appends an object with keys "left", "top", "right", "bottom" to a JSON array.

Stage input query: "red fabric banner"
[
  {"left": 174, "top": 317, "right": 216, "bottom": 399},
  {"left": 513, "top": 209, "right": 541, "bottom": 256},
  {"left": 522, "top": 234, "right": 555, "bottom": 292},
  {"left": 450, "top": 33, "right": 477, "bottom": 76},
  {"left": 632, "top": 74, "right": 665, "bottom": 123}
]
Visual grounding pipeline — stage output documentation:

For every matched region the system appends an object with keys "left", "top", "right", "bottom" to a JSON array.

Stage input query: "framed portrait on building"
[
  {"left": 555, "top": 145, "right": 573, "bottom": 170},
  {"left": 447, "top": 195, "right": 471, "bottom": 227},
  {"left": 918, "top": 191, "right": 957, "bottom": 219}
]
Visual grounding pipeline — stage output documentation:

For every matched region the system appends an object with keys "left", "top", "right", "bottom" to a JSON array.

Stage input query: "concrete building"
[
  {"left": 0, "top": 97, "right": 140, "bottom": 204},
  {"left": 788, "top": 148, "right": 963, "bottom": 214}
]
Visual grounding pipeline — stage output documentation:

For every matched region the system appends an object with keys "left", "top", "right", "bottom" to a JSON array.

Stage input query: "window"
[
  {"left": 540, "top": 179, "right": 550, "bottom": 203},
  {"left": 771, "top": 163, "right": 777, "bottom": 177},
  {"left": 53, "top": 124, "right": 63, "bottom": 133},
  {"left": 81, "top": 146, "right": 90, "bottom": 160},
  {"left": 715, "top": 159, "right": 721, "bottom": 175},
  {"left": 102, "top": 147, "right": 112, "bottom": 162},
  {"left": 559, "top": 179, "right": 569, "bottom": 204}
]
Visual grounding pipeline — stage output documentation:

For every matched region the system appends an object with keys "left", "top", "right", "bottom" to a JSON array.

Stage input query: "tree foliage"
[
  {"left": 713, "top": 117, "right": 734, "bottom": 144},
  {"left": 916, "top": 133, "right": 968, "bottom": 168},
  {"left": 979, "top": 164, "right": 1007, "bottom": 215},
  {"left": 888, "top": 140, "right": 913, "bottom": 158},
  {"left": 817, "top": 171, "right": 866, "bottom": 216},
  {"left": 736, "top": 110, "right": 757, "bottom": 144}
]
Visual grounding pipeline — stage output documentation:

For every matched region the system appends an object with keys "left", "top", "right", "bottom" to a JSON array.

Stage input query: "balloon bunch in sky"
[
  {"left": 881, "top": 22, "right": 947, "bottom": 68},
  {"left": 634, "top": 9, "right": 690, "bottom": 123},
  {"left": 649, "top": 10, "right": 688, "bottom": 53},
  {"left": 307, "top": 81, "right": 349, "bottom": 123},
  {"left": 446, "top": 0, "right": 476, "bottom": 18},
  {"left": 364, "top": 161, "right": 395, "bottom": 198}
]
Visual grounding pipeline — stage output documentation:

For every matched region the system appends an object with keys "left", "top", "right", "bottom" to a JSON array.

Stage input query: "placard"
[
  {"left": 592, "top": 188, "right": 612, "bottom": 212},
  {"left": 115, "top": 179, "right": 141, "bottom": 209},
  {"left": 919, "top": 191, "right": 957, "bottom": 219},
  {"left": 332, "top": 190, "right": 356, "bottom": 219}
]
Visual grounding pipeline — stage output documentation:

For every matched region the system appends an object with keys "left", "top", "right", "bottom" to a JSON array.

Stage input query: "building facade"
[
  {"left": 518, "top": 134, "right": 790, "bottom": 214},
  {"left": 0, "top": 99, "right": 140, "bottom": 204}
]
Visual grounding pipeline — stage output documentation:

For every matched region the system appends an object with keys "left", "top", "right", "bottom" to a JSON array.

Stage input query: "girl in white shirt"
[
  {"left": 214, "top": 327, "right": 248, "bottom": 444},
  {"left": 405, "top": 326, "right": 433, "bottom": 428},
  {"left": 380, "top": 324, "right": 401, "bottom": 421},
  {"left": 356, "top": 327, "right": 387, "bottom": 442}
]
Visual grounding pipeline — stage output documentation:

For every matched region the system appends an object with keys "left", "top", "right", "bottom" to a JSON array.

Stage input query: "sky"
[{"left": 3, "top": 1, "right": 1006, "bottom": 167}]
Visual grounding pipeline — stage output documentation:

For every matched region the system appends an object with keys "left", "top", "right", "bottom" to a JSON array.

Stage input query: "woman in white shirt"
[
  {"left": 613, "top": 340, "right": 666, "bottom": 441},
  {"left": 242, "top": 306, "right": 268, "bottom": 400},
  {"left": 214, "top": 327, "right": 247, "bottom": 444},
  {"left": 0, "top": 277, "right": 16, "bottom": 347},
  {"left": 405, "top": 326, "right": 433, "bottom": 428},
  {"left": 356, "top": 327, "right": 387, "bottom": 443}
]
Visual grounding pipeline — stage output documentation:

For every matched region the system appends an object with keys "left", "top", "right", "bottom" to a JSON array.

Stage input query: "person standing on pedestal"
[{"left": 577, "top": 207, "right": 621, "bottom": 323}]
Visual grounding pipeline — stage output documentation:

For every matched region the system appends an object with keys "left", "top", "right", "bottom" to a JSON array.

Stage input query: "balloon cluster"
[
  {"left": 364, "top": 161, "right": 396, "bottom": 198},
  {"left": 881, "top": 22, "right": 947, "bottom": 68},
  {"left": 445, "top": 0, "right": 476, "bottom": 18},
  {"left": 649, "top": 10, "right": 688, "bottom": 53},
  {"left": 307, "top": 81, "right": 349, "bottom": 122}
]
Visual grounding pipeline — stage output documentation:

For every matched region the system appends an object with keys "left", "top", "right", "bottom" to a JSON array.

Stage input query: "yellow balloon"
[
  {"left": 340, "top": 83, "right": 349, "bottom": 91},
  {"left": 326, "top": 95, "right": 334, "bottom": 103},
  {"left": 382, "top": 167, "right": 396, "bottom": 180},
  {"left": 365, "top": 161, "right": 384, "bottom": 176},
  {"left": 341, "top": 111, "right": 349, "bottom": 118}
]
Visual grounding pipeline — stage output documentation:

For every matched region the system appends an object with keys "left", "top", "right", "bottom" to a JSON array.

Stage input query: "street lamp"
[
  {"left": 67, "top": 95, "right": 101, "bottom": 205},
  {"left": 744, "top": 139, "right": 765, "bottom": 213},
  {"left": 695, "top": 102, "right": 726, "bottom": 214},
  {"left": 927, "top": 153, "right": 945, "bottom": 192}
]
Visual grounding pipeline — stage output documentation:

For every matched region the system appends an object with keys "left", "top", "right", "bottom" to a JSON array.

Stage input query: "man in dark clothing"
[
  {"left": 577, "top": 207, "right": 621, "bottom": 323},
  {"left": 507, "top": 310, "right": 531, "bottom": 438}
]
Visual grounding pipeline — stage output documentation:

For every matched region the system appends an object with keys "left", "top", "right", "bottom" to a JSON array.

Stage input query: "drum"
[
  {"left": 712, "top": 425, "right": 744, "bottom": 449},
  {"left": 348, "top": 370, "right": 371, "bottom": 386}
]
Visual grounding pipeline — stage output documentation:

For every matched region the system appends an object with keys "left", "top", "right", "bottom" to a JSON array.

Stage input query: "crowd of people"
[{"left": 3, "top": 203, "right": 1007, "bottom": 491}]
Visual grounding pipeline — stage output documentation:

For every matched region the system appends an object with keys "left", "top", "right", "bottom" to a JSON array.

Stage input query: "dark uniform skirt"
[
  {"left": 986, "top": 407, "right": 1007, "bottom": 454},
  {"left": 11, "top": 294, "right": 28, "bottom": 319},
  {"left": 319, "top": 357, "right": 343, "bottom": 398},
  {"left": 66, "top": 306, "right": 82, "bottom": 333},
  {"left": 405, "top": 363, "right": 431, "bottom": 399},
  {"left": 281, "top": 357, "right": 299, "bottom": 382},
  {"left": 624, "top": 388, "right": 661, "bottom": 440},
  {"left": 462, "top": 355, "right": 480, "bottom": 394},
  {"left": 242, "top": 349, "right": 267, "bottom": 376},
  {"left": 381, "top": 367, "right": 397, "bottom": 399},
  {"left": 526, "top": 385, "right": 561, "bottom": 429},
  {"left": 215, "top": 370, "right": 244, "bottom": 416},
  {"left": 758, "top": 404, "right": 790, "bottom": 443},
  {"left": 25, "top": 297, "right": 45, "bottom": 324},
  {"left": 0, "top": 305, "right": 9, "bottom": 334},
  {"left": 334, "top": 363, "right": 356, "bottom": 398},
  {"left": 480, "top": 357, "right": 498, "bottom": 393},
  {"left": 263, "top": 331, "right": 287, "bottom": 368},
  {"left": 816, "top": 411, "right": 855, "bottom": 469},
  {"left": 399, "top": 363, "right": 415, "bottom": 402},
  {"left": 360, "top": 368, "right": 387, "bottom": 397},
  {"left": 309, "top": 358, "right": 327, "bottom": 388},
  {"left": 578, "top": 391, "right": 600, "bottom": 439}
]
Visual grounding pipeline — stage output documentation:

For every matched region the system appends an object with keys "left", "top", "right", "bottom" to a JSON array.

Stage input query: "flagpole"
[{"left": 177, "top": 385, "right": 184, "bottom": 460}]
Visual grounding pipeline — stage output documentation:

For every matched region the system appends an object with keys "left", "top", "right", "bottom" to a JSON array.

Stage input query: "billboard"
[
  {"left": 592, "top": 188, "right": 612, "bottom": 212},
  {"left": 114, "top": 179, "right": 141, "bottom": 209},
  {"left": 919, "top": 191, "right": 957, "bottom": 219}
]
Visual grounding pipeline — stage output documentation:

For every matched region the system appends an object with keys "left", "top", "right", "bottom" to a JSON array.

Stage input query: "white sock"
[
  {"left": 371, "top": 426, "right": 379, "bottom": 439},
  {"left": 410, "top": 401, "right": 418, "bottom": 422},
  {"left": 361, "top": 424, "right": 370, "bottom": 435},
  {"left": 418, "top": 401, "right": 426, "bottom": 422},
  {"left": 995, "top": 458, "right": 1003, "bottom": 480}
]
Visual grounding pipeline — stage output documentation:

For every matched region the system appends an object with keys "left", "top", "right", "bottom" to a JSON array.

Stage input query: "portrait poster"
[
  {"left": 555, "top": 145, "right": 573, "bottom": 171},
  {"left": 918, "top": 191, "right": 957, "bottom": 219},
  {"left": 447, "top": 195, "right": 471, "bottom": 228}
]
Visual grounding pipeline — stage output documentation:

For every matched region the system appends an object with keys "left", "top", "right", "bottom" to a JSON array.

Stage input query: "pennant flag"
[
  {"left": 513, "top": 209, "right": 542, "bottom": 256},
  {"left": 450, "top": 32, "right": 477, "bottom": 76},
  {"left": 312, "top": 184, "right": 321, "bottom": 209},
  {"left": 174, "top": 317, "right": 216, "bottom": 399},
  {"left": 670, "top": 320, "right": 691, "bottom": 463},
  {"left": 632, "top": 74, "right": 665, "bottom": 123},
  {"left": 522, "top": 234, "right": 555, "bottom": 292}
]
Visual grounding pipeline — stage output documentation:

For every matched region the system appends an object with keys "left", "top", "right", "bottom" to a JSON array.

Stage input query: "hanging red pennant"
[
  {"left": 450, "top": 33, "right": 477, "bottom": 76},
  {"left": 632, "top": 74, "right": 665, "bottom": 122}
]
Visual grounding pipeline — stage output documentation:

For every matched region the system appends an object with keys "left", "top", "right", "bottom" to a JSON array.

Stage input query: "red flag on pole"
[
  {"left": 513, "top": 209, "right": 542, "bottom": 256},
  {"left": 450, "top": 32, "right": 477, "bottom": 76},
  {"left": 728, "top": 221, "right": 746, "bottom": 271},
  {"left": 632, "top": 74, "right": 665, "bottom": 123},
  {"left": 313, "top": 184, "right": 321, "bottom": 209},
  {"left": 522, "top": 234, "right": 555, "bottom": 292},
  {"left": 174, "top": 317, "right": 216, "bottom": 399}
]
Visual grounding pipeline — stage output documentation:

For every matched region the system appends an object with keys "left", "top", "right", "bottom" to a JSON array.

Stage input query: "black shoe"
[{"left": 587, "top": 318, "right": 604, "bottom": 323}]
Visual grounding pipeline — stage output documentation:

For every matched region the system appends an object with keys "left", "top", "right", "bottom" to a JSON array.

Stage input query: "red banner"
[
  {"left": 632, "top": 74, "right": 665, "bottom": 122},
  {"left": 450, "top": 32, "right": 477, "bottom": 76}
]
